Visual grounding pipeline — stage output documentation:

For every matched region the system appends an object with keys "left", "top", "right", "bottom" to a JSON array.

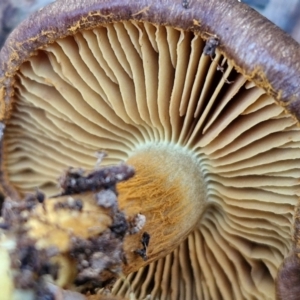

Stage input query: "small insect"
[
  {"left": 182, "top": 0, "right": 189, "bottom": 9},
  {"left": 134, "top": 232, "right": 150, "bottom": 261},
  {"left": 203, "top": 35, "right": 219, "bottom": 58}
]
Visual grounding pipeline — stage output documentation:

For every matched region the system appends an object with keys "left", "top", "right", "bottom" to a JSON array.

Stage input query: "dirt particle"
[
  {"left": 182, "top": 0, "right": 189, "bottom": 9},
  {"left": 203, "top": 36, "right": 219, "bottom": 57},
  {"left": 57, "top": 164, "right": 134, "bottom": 196},
  {"left": 134, "top": 232, "right": 150, "bottom": 261},
  {"left": 110, "top": 211, "right": 128, "bottom": 238},
  {"left": 95, "top": 189, "right": 117, "bottom": 208},
  {"left": 54, "top": 197, "right": 83, "bottom": 211}
]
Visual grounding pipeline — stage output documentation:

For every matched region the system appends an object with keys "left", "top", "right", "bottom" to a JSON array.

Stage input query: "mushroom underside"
[{"left": 3, "top": 20, "right": 300, "bottom": 300}]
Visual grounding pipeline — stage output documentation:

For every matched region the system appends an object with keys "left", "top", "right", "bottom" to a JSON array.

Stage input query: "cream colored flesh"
[{"left": 3, "top": 20, "right": 300, "bottom": 300}]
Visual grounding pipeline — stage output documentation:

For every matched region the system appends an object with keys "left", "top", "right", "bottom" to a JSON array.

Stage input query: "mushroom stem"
[{"left": 117, "top": 144, "right": 207, "bottom": 273}]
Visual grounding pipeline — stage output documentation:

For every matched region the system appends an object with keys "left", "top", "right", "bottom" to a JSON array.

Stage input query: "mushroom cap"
[{"left": 1, "top": 0, "right": 300, "bottom": 299}]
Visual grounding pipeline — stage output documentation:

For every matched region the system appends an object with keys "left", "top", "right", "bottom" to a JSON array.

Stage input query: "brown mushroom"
[{"left": 1, "top": 0, "right": 300, "bottom": 299}]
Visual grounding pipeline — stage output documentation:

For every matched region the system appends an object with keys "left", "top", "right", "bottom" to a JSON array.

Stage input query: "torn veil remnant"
[
  {"left": 0, "top": 162, "right": 143, "bottom": 299},
  {"left": 1, "top": 0, "right": 300, "bottom": 299}
]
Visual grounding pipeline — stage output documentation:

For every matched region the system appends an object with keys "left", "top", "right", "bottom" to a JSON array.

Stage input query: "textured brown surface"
[{"left": 1, "top": 0, "right": 300, "bottom": 121}]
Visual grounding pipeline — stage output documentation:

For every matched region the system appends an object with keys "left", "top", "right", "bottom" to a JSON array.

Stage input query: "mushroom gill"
[{"left": 1, "top": 13, "right": 300, "bottom": 300}]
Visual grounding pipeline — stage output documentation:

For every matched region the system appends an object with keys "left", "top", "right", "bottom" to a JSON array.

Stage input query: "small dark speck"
[
  {"left": 74, "top": 199, "right": 83, "bottom": 211},
  {"left": 203, "top": 36, "right": 219, "bottom": 57},
  {"left": 134, "top": 232, "right": 150, "bottom": 261},
  {"left": 182, "top": 0, "right": 189, "bottom": 9},
  {"left": 0, "top": 223, "right": 10, "bottom": 230},
  {"left": 36, "top": 190, "right": 45, "bottom": 203},
  {"left": 141, "top": 232, "right": 150, "bottom": 248}
]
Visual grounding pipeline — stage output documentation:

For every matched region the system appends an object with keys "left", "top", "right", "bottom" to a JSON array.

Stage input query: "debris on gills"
[
  {"left": 57, "top": 164, "right": 135, "bottom": 196},
  {"left": 134, "top": 232, "right": 150, "bottom": 261},
  {"left": 0, "top": 161, "right": 145, "bottom": 299},
  {"left": 203, "top": 35, "right": 219, "bottom": 58}
]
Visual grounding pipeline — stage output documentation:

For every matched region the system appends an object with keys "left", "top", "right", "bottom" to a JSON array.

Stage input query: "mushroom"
[{"left": 1, "top": 0, "right": 300, "bottom": 299}]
